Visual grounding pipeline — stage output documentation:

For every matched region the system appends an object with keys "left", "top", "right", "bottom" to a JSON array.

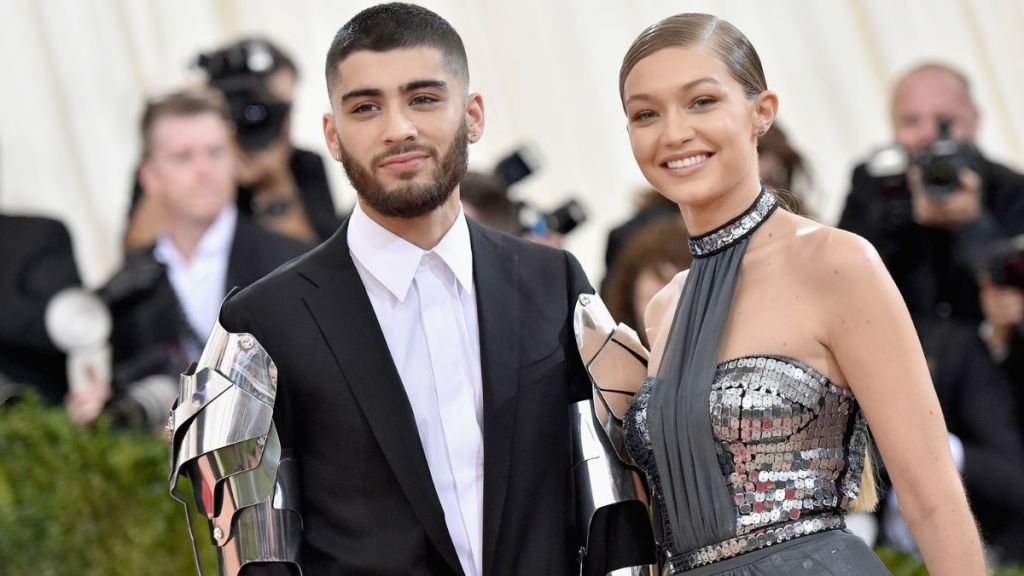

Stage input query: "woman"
[{"left": 618, "top": 13, "right": 985, "bottom": 575}]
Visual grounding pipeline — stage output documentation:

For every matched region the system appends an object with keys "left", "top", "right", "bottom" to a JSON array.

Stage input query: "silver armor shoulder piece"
[
  {"left": 168, "top": 320, "right": 302, "bottom": 575},
  {"left": 572, "top": 294, "right": 657, "bottom": 575}
]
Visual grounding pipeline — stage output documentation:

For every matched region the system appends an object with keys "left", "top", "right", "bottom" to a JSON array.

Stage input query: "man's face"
[
  {"left": 891, "top": 69, "right": 979, "bottom": 155},
  {"left": 141, "top": 113, "right": 235, "bottom": 224},
  {"left": 323, "top": 47, "right": 483, "bottom": 219}
]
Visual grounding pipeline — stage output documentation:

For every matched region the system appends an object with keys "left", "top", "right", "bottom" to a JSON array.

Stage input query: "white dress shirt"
[
  {"left": 154, "top": 205, "right": 237, "bottom": 350},
  {"left": 348, "top": 202, "right": 484, "bottom": 576}
]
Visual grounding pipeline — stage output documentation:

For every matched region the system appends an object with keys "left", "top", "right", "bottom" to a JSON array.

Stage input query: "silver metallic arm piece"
[
  {"left": 168, "top": 320, "right": 302, "bottom": 575},
  {"left": 572, "top": 294, "right": 657, "bottom": 576}
]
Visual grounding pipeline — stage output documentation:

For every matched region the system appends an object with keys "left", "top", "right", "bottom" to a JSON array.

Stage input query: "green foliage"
[
  {"left": 876, "top": 546, "right": 1024, "bottom": 576},
  {"left": 0, "top": 396, "right": 216, "bottom": 576}
]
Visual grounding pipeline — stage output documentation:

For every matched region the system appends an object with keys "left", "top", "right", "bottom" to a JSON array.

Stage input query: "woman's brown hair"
[{"left": 619, "top": 13, "right": 767, "bottom": 104}]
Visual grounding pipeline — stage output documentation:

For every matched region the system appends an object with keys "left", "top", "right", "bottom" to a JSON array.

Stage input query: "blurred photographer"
[
  {"left": 100, "top": 89, "right": 309, "bottom": 429},
  {"left": 125, "top": 38, "right": 342, "bottom": 250},
  {"left": 979, "top": 237, "right": 1024, "bottom": 433},
  {"left": 839, "top": 63, "right": 1024, "bottom": 324}
]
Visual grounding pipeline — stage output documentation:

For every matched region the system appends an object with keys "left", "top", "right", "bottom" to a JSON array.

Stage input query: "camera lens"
[{"left": 244, "top": 103, "right": 269, "bottom": 124}]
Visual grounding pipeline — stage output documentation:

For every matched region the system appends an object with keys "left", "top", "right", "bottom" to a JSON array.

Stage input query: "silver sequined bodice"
[{"left": 624, "top": 355, "right": 869, "bottom": 571}]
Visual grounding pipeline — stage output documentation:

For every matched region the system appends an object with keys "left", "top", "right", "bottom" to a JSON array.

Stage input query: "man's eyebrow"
[
  {"left": 624, "top": 77, "right": 723, "bottom": 105},
  {"left": 401, "top": 79, "right": 448, "bottom": 93},
  {"left": 340, "top": 87, "right": 384, "bottom": 104},
  {"left": 339, "top": 80, "right": 448, "bottom": 105}
]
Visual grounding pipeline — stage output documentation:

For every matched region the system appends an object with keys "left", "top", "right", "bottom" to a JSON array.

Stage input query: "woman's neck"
[{"left": 678, "top": 180, "right": 763, "bottom": 236}]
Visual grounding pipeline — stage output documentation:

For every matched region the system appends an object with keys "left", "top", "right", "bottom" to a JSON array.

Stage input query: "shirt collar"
[
  {"left": 348, "top": 201, "right": 475, "bottom": 302},
  {"left": 154, "top": 205, "right": 237, "bottom": 267}
]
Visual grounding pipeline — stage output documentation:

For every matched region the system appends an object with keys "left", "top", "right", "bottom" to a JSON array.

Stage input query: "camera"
[
  {"left": 196, "top": 39, "right": 291, "bottom": 151},
  {"left": 866, "top": 119, "right": 976, "bottom": 200},
  {"left": 107, "top": 375, "right": 178, "bottom": 431},
  {"left": 985, "top": 235, "right": 1024, "bottom": 288},
  {"left": 915, "top": 120, "right": 976, "bottom": 198},
  {"left": 494, "top": 147, "right": 588, "bottom": 236}
]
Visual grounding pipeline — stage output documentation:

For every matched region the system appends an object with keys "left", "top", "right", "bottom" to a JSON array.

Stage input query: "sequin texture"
[
  {"left": 687, "top": 191, "right": 778, "bottom": 258},
  {"left": 624, "top": 356, "right": 870, "bottom": 572}
]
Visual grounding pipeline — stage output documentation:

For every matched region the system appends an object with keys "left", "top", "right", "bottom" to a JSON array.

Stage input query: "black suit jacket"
[
  {"left": 221, "top": 218, "right": 593, "bottom": 575},
  {"left": 105, "top": 215, "right": 309, "bottom": 387},
  {"left": 0, "top": 215, "right": 82, "bottom": 403}
]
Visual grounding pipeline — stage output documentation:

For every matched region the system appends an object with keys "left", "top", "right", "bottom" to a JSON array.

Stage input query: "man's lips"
[{"left": 379, "top": 152, "right": 430, "bottom": 172}]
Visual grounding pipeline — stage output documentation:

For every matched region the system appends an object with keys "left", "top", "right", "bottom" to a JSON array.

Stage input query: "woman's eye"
[
  {"left": 632, "top": 110, "right": 658, "bottom": 122},
  {"left": 692, "top": 97, "right": 717, "bottom": 109}
]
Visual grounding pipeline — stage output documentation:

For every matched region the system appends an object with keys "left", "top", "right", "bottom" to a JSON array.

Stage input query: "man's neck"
[
  {"left": 164, "top": 216, "right": 217, "bottom": 262},
  {"left": 359, "top": 190, "right": 462, "bottom": 251}
]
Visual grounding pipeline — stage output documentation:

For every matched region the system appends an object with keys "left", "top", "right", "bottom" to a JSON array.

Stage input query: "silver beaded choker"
[{"left": 687, "top": 190, "right": 778, "bottom": 258}]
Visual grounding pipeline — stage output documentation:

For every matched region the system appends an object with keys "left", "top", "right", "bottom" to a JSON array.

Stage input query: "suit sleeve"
[
  {"left": 0, "top": 220, "right": 81, "bottom": 350},
  {"left": 564, "top": 250, "right": 595, "bottom": 403}
]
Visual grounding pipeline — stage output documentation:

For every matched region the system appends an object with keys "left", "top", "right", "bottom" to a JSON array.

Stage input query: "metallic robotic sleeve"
[
  {"left": 572, "top": 294, "right": 657, "bottom": 576},
  {"left": 168, "top": 320, "right": 302, "bottom": 575}
]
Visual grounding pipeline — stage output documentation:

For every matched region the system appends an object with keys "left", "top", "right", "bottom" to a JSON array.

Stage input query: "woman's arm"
[{"left": 821, "top": 229, "right": 985, "bottom": 575}]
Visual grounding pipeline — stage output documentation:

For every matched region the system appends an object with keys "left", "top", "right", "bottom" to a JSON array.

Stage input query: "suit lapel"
[
  {"left": 298, "top": 222, "right": 464, "bottom": 575},
  {"left": 469, "top": 222, "right": 522, "bottom": 576}
]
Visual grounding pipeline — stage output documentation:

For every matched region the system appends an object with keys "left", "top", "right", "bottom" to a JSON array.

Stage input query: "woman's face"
[{"left": 623, "top": 46, "right": 769, "bottom": 208}]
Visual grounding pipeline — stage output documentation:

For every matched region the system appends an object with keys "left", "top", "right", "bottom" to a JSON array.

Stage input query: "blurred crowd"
[{"left": 1, "top": 37, "right": 1022, "bottom": 566}]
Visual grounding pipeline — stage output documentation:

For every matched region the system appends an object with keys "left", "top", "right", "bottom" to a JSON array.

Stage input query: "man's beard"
[{"left": 339, "top": 121, "right": 469, "bottom": 219}]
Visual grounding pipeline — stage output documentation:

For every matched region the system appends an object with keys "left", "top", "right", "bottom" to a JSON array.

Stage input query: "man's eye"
[
  {"left": 351, "top": 103, "right": 379, "bottom": 114},
  {"left": 410, "top": 95, "right": 439, "bottom": 106},
  {"left": 692, "top": 97, "right": 717, "bottom": 108}
]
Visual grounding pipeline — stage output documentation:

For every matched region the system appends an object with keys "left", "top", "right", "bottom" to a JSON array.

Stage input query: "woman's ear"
[{"left": 753, "top": 90, "right": 779, "bottom": 136}]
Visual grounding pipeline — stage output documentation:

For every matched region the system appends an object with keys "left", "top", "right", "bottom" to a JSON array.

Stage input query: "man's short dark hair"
[
  {"left": 325, "top": 3, "right": 469, "bottom": 93},
  {"left": 140, "top": 88, "right": 232, "bottom": 158}
]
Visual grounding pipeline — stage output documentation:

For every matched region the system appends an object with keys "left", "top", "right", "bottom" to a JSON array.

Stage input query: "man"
[
  {"left": 214, "top": 4, "right": 593, "bottom": 574},
  {"left": 124, "top": 39, "right": 343, "bottom": 250},
  {"left": 839, "top": 63, "right": 1024, "bottom": 324},
  {"left": 101, "top": 89, "right": 309, "bottom": 426},
  {"left": 0, "top": 212, "right": 82, "bottom": 404}
]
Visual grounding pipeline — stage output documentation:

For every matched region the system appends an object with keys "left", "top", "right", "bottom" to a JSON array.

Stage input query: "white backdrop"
[{"left": 2, "top": 0, "right": 1024, "bottom": 286}]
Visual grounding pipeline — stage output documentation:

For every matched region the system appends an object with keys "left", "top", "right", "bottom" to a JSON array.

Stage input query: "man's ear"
[
  {"left": 753, "top": 90, "right": 779, "bottom": 136},
  {"left": 466, "top": 92, "right": 485, "bottom": 143},
  {"left": 138, "top": 158, "right": 159, "bottom": 198},
  {"left": 322, "top": 113, "right": 342, "bottom": 161}
]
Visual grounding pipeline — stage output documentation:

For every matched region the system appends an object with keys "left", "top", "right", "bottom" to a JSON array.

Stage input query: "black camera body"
[
  {"left": 864, "top": 121, "right": 979, "bottom": 230},
  {"left": 914, "top": 120, "right": 976, "bottom": 198},
  {"left": 493, "top": 147, "right": 588, "bottom": 236},
  {"left": 196, "top": 39, "right": 290, "bottom": 151},
  {"left": 986, "top": 235, "right": 1024, "bottom": 288}
]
